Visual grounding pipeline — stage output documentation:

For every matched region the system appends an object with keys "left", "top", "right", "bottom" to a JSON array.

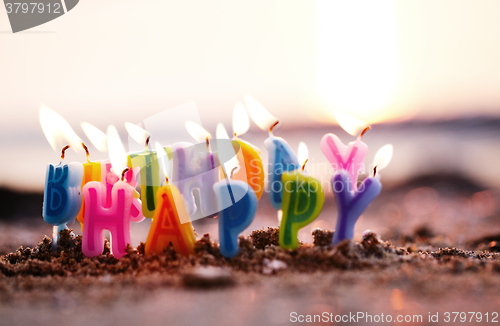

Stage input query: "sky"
[{"left": 1, "top": 0, "right": 500, "bottom": 189}]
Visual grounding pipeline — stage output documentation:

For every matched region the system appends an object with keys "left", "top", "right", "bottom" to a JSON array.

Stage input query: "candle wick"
[
  {"left": 206, "top": 137, "right": 210, "bottom": 151},
  {"left": 230, "top": 166, "right": 238, "bottom": 179},
  {"left": 373, "top": 165, "right": 378, "bottom": 177},
  {"left": 60, "top": 145, "right": 70, "bottom": 160},
  {"left": 302, "top": 159, "right": 309, "bottom": 172},
  {"left": 269, "top": 121, "right": 279, "bottom": 136},
  {"left": 145, "top": 135, "right": 151, "bottom": 151},
  {"left": 81, "top": 143, "right": 91, "bottom": 163},
  {"left": 359, "top": 126, "right": 371, "bottom": 139},
  {"left": 234, "top": 132, "right": 237, "bottom": 138},
  {"left": 121, "top": 167, "right": 130, "bottom": 181}
]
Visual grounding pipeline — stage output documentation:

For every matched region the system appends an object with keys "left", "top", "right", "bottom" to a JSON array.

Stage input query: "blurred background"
[{"left": 1, "top": 0, "right": 500, "bottom": 251}]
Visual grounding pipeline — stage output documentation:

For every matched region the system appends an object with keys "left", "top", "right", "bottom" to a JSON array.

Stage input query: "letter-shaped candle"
[
  {"left": 170, "top": 142, "right": 219, "bottom": 218},
  {"left": 145, "top": 184, "right": 196, "bottom": 256},
  {"left": 82, "top": 180, "right": 145, "bottom": 259},
  {"left": 217, "top": 105, "right": 265, "bottom": 200},
  {"left": 331, "top": 171, "right": 381, "bottom": 246},
  {"left": 101, "top": 161, "right": 143, "bottom": 219},
  {"left": 244, "top": 96, "right": 299, "bottom": 210},
  {"left": 76, "top": 145, "right": 101, "bottom": 230},
  {"left": 231, "top": 139, "right": 264, "bottom": 200},
  {"left": 264, "top": 126, "right": 300, "bottom": 210},
  {"left": 127, "top": 149, "right": 162, "bottom": 218},
  {"left": 279, "top": 170, "right": 324, "bottom": 250},
  {"left": 43, "top": 155, "right": 83, "bottom": 250},
  {"left": 214, "top": 179, "right": 257, "bottom": 258},
  {"left": 320, "top": 132, "right": 368, "bottom": 191}
]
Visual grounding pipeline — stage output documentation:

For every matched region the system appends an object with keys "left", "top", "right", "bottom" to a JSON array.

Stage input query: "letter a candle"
[{"left": 145, "top": 145, "right": 196, "bottom": 256}]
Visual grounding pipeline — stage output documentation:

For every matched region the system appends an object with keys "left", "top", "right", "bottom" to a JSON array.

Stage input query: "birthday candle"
[
  {"left": 279, "top": 147, "right": 324, "bottom": 250},
  {"left": 101, "top": 161, "right": 143, "bottom": 219},
  {"left": 40, "top": 106, "right": 84, "bottom": 250},
  {"left": 76, "top": 144, "right": 101, "bottom": 230},
  {"left": 43, "top": 146, "right": 83, "bottom": 251},
  {"left": 127, "top": 138, "right": 163, "bottom": 218},
  {"left": 320, "top": 130, "right": 369, "bottom": 192},
  {"left": 82, "top": 177, "right": 145, "bottom": 259},
  {"left": 244, "top": 96, "right": 300, "bottom": 210},
  {"left": 320, "top": 111, "right": 372, "bottom": 191},
  {"left": 175, "top": 121, "right": 221, "bottom": 219},
  {"left": 145, "top": 183, "right": 196, "bottom": 256},
  {"left": 330, "top": 170, "right": 381, "bottom": 246},
  {"left": 265, "top": 129, "right": 301, "bottom": 210},
  {"left": 170, "top": 142, "right": 219, "bottom": 218},
  {"left": 214, "top": 179, "right": 257, "bottom": 258},
  {"left": 216, "top": 111, "right": 265, "bottom": 200}
]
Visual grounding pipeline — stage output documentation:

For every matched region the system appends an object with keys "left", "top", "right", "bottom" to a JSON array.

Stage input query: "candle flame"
[
  {"left": 39, "top": 105, "right": 82, "bottom": 153},
  {"left": 233, "top": 102, "right": 250, "bottom": 137},
  {"left": 107, "top": 125, "right": 128, "bottom": 178},
  {"left": 81, "top": 122, "right": 107, "bottom": 152},
  {"left": 154, "top": 141, "right": 171, "bottom": 182},
  {"left": 125, "top": 122, "right": 149, "bottom": 145},
  {"left": 244, "top": 95, "right": 278, "bottom": 131},
  {"left": 333, "top": 111, "right": 369, "bottom": 136},
  {"left": 185, "top": 121, "right": 211, "bottom": 143},
  {"left": 298, "top": 142, "right": 309, "bottom": 167},
  {"left": 372, "top": 144, "right": 393, "bottom": 172},
  {"left": 216, "top": 123, "right": 230, "bottom": 140}
]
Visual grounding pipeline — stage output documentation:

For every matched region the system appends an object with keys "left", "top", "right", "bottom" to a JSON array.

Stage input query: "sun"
[{"left": 316, "top": 0, "right": 401, "bottom": 124}]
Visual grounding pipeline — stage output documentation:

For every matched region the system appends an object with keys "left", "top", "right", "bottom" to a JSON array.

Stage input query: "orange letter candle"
[
  {"left": 145, "top": 183, "right": 196, "bottom": 256},
  {"left": 231, "top": 139, "right": 264, "bottom": 200}
]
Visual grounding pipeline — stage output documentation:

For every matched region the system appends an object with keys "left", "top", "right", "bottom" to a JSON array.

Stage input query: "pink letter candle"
[
  {"left": 320, "top": 129, "right": 369, "bottom": 191},
  {"left": 82, "top": 180, "right": 145, "bottom": 259}
]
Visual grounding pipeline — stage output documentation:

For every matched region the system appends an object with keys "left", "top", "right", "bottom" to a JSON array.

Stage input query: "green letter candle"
[{"left": 279, "top": 170, "right": 325, "bottom": 250}]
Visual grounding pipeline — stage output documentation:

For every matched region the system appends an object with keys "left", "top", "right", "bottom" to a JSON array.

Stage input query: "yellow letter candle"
[{"left": 76, "top": 143, "right": 101, "bottom": 230}]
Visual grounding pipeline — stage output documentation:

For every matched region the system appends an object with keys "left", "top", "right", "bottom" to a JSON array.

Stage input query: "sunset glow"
[{"left": 316, "top": 0, "right": 400, "bottom": 124}]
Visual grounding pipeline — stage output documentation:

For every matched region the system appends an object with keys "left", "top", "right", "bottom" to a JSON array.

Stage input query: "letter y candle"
[{"left": 330, "top": 170, "right": 381, "bottom": 245}]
